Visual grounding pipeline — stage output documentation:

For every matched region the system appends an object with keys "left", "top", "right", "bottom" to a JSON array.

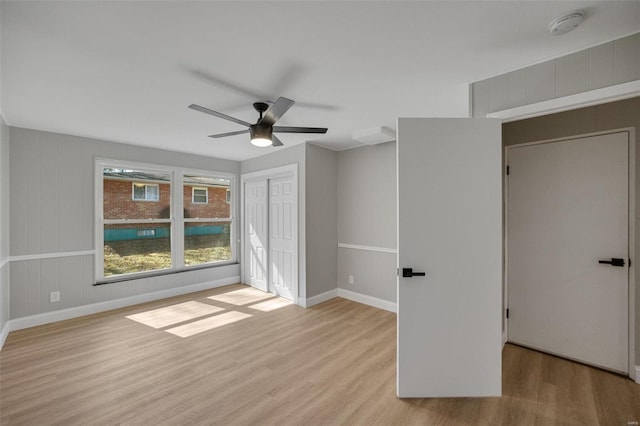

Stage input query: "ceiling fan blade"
[
  {"left": 188, "top": 104, "right": 252, "bottom": 127},
  {"left": 260, "top": 97, "right": 295, "bottom": 126},
  {"left": 273, "top": 126, "right": 328, "bottom": 134},
  {"left": 208, "top": 129, "right": 250, "bottom": 139},
  {"left": 272, "top": 135, "right": 284, "bottom": 147}
]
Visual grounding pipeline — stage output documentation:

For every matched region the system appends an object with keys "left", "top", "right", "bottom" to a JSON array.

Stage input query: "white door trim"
[
  {"left": 504, "top": 128, "right": 636, "bottom": 380},
  {"left": 241, "top": 164, "right": 299, "bottom": 304}
]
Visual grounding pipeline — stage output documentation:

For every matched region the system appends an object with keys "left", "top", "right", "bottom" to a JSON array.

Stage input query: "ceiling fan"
[{"left": 188, "top": 97, "right": 328, "bottom": 147}]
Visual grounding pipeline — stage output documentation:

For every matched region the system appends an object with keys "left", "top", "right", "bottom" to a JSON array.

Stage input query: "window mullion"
[
  {"left": 183, "top": 217, "right": 231, "bottom": 223},
  {"left": 103, "top": 219, "right": 172, "bottom": 224},
  {"left": 174, "top": 171, "right": 184, "bottom": 269}
]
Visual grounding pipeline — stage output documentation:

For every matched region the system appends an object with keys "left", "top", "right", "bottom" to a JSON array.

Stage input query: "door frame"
[
  {"left": 241, "top": 164, "right": 299, "bottom": 304},
  {"left": 504, "top": 128, "right": 636, "bottom": 379}
]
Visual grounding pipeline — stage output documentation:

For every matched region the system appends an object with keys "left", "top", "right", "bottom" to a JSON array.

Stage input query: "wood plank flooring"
[{"left": 1, "top": 284, "right": 639, "bottom": 425}]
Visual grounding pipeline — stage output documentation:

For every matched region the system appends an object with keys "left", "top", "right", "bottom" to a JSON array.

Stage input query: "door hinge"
[
  {"left": 506, "top": 165, "right": 510, "bottom": 175},
  {"left": 506, "top": 308, "right": 509, "bottom": 319}
]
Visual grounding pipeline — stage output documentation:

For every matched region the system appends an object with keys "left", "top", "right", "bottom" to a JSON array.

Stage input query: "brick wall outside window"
[
  {"left": 183, "top": 186, "right": 229, "bottom": 218},
  {"left": 104, "top": 179, "right": 230, "bottom": 220}
]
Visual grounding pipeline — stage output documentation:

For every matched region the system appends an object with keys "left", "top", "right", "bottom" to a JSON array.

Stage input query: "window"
[
  {"left": 97, "top": 162, "right": 235, "bottom": 282},
  {"left": 226, "top": 188, "right": 231, "bottom": 203},
  {"left": 192, "top": 187, "right": 208, "bottom": 204},
  {"left": 132, "top": 183, "right": 159, "bottom": 201},
  {"left": 137, "top": 229, "right": 156, "bottom": 237},
  {"left": 183, "top": 175, "right": 232, "bottom": 268}
]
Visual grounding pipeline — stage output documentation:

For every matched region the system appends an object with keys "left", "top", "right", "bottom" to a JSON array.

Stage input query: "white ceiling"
[{"left": 2, "top": 1, "right": 639, "bottom": 161}]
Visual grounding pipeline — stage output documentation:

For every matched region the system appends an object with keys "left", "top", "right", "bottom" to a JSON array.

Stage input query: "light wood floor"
[{"left": 1, "top": 284, "right": 639, "bottom": 425}]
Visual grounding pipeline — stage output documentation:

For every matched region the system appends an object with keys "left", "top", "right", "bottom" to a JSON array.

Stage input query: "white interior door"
[
  {"left": 269, "top": 176, "right": 296, "bottom": 301},
  {"left": 507, "top": 132, "right": 629, "bottom": 373},
  {"left": 244, "top": 180, "right": 268, "bottom": 292},
  {"left": 397, "top": 118, "right": 502, "bottom": 398}
]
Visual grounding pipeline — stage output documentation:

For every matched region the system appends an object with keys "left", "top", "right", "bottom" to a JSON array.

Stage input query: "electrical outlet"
[
  {"left": 348, "top": 275, "right": 354, "bottom": 285},
  {"left": 50, "top": 291, "right": 60, "bottom": 303}
]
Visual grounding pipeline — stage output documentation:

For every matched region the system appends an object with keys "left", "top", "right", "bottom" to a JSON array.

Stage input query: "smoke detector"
[{"left": 549, "top": 11, "right": 584, "bottom": 36}]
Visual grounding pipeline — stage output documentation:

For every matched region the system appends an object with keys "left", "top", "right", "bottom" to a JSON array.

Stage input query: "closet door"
[
  {"left": 507, "top": 132, "right": 629, "bottom": 373},
  {"left": 269, "top": 176, "right": 297, "bottom": 301},
  {"left": 244, "top": 180, "right": 268, "bottom": 292}
]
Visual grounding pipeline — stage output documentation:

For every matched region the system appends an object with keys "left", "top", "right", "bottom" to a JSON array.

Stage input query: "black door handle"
[
  {"left": 402, "top": 268, "right": 426, "bottom": 278},
  {"left": 598, "top": 258, "right": 625, "bottom": 267}
]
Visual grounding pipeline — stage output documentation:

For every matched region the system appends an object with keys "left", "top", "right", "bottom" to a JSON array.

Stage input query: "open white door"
[{"left": 397, "top": 118, "right": 502, "bottom": 397}]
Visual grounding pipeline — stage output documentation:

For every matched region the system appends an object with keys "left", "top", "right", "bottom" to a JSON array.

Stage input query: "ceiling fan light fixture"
[
  {"left": 251, "top": 137, "right": 273, "bottom": 147},
  {"left": 250, "top": 124, "right": 273, "bottom": 147}
]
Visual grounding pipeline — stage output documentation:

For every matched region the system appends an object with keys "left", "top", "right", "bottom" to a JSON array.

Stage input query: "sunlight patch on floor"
[
  {"left": 248, "top": 297, "right": 293, "bottom": 312},
  {"left": 207, "top": 287, "right": 273, "bottom": 306},
  {"left": 126, "top": 301, "right": 224, "bottom": 329},
  {"left": 166, "top": 311, "right": 253, "bottom": 338}
]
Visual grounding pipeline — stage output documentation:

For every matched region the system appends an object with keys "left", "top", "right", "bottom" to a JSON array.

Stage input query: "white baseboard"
[
  {"left": 0, "top": 321, "right": 9, "bottom": 351},
  {"left": 303, "top": 288, "right": 397, "bottom": 312},
  {"left": 303, "top": 289, "right": 338, "bottom": 308},
  {"left": 336, "top": 288, "right": 397, "bottom": 313},
  {"left": 635, "top": 366, "right": 640, "bottom": 385},
  {"left": 7, "top": 276, "right": 240, "bottom": 333}
]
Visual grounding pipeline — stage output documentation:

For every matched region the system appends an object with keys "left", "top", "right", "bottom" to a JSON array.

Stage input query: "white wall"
[
  {"left": 8, "top": 127, "right": 240, "bottom": 321},
  {"left": 305, "top": 144, "right": 337, "bottom": 298},
  {"left": 337, "top": 142, "right": 397, "bottom": 303},
  {"left": 0, "top": 117, "right": 9, "bottom": 344}
]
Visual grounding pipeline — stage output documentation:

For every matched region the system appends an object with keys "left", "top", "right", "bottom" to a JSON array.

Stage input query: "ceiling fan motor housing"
[{"left": 250, "top": 122, "right": 273, "bottom": 140}]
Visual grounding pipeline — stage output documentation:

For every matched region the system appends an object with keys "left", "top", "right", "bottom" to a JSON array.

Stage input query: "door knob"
[
  {"left": 402, "top": 268, "right": 426, "bottom": 278},
  {"left": 598, "top": 258, "right": 625, "bottom": 267}
]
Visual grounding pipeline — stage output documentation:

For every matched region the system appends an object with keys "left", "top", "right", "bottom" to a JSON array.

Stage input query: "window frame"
[
  {"left": 132, "top": 182, "right": 160, "bottom": 201},
  {"left": 191, "top": 187, "right": 209, "bottom": 204},
  {"left": 95, "top": 159, "right": 236, "bottom": 284}
]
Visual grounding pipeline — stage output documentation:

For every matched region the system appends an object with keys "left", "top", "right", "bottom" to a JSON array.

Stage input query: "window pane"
[
  {"left": 184, "top": 222, "right": 231, "bottom": 266},
  {"left": 146, "top": 184, "right": 159, "bottom": 201},
  {"left": 193, "top": 188, "right": 207, "bottom": 204},
  {"left": 132, "top": 184, "right": 146, "bottom": 200},
  {"left": 104, "top": 223, "right": 172, "bottom": 277},
  {"left": 103, "top": 168, "right": 171, "bottom": 219},
  {"left": 184, "top": 175, "right": 230, "bottom": 219}
]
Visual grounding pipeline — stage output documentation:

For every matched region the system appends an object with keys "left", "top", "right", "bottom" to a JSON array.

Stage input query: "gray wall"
[
  {"left": 9, "top": 127, "right": 240, "bottom": 319},
  {"left": 336, "top": 142, "right": 397, "bottom": 302},
  {"left": 305, "top": 144, "right": 337, "bottom": 298},
  {"left": 241, "top": 143, "right": 308, "bottom": 300},
  {"left": 472, "top": 32, "right": 640, "bottom": 117},
  {"left": 0, "top": 117, "right": 9, "bottom": 333},
  {"left": 502, "top": 97, "right": 640, "bottom": 365}
]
